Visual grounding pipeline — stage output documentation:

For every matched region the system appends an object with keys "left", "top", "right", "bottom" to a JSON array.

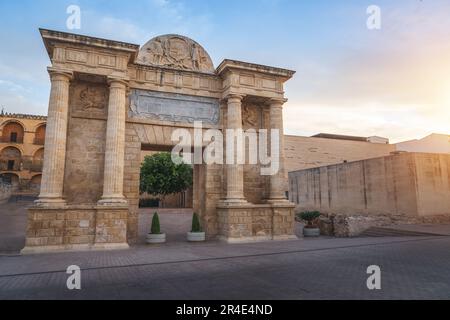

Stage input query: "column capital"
[
  {"left": 225, "top": 94, "right": 245, "bottom": 103},
  {"left": 47, "top": 67, "right": 73, "bottom": 82},
  {"left": 107, "top": 77, "right": 129, "bottom": 88},
  {"left": 269, "top": 97, "right": 288, "bottom": 107}
]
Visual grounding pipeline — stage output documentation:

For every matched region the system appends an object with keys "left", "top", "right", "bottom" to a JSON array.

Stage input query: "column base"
[
  {"left": 266, "top": 198, "right": 290, "bottom": 204},
  {"left": 34, "top": 197, "right": 66, "bottom": 207},
  {"left": 218, "top": 198, "right": 248, "bottom": 206},
  {"left": 97, "top": 197, "right": 128, "bottom": 206}
]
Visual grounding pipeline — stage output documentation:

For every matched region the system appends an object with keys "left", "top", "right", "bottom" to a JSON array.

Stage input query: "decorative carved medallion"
[{"left": 137, "top": 35, "right": 215, "bottom": 73}]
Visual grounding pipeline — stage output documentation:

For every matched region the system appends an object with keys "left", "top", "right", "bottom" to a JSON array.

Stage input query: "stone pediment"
[{"left": 136, "top": 34, "right": 215, "bottom": 74}]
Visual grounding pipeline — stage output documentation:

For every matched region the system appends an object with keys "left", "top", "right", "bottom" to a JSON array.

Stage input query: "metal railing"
[
  {"left": 0, "top": 136, "right": 24, "bottom": 144},
  {"left": 0, "top": 160, "right": 21, "bottom": 171}
]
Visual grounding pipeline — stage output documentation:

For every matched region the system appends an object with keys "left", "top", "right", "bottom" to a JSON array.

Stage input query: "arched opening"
[
  {"left": 31, "top": 148, "right": 44, "bottom": 172},
  {"left": 0, "top": 172, "right": 20, "bottom": 192},
  {"left": 1, "top": 121, "right": 24, "bottom": 144},
  {"left": 34, "top": 124, "right": 46, "bottom": 145},
  {"left": 29, "top": 174, "right": 42, "bottom": 193},
  {"left": 138, "top": 146, "right": 195, "bottom": 244},
  {"left": 0, "top": 146, "right": 22, "bottom": 171}
]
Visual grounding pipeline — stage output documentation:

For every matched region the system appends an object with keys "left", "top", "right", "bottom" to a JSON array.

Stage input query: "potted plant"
[
  {"left": 187, "top": 213, "right": 205, "bottom": 242},
  {"left": 146, "top": 212, "right": 166, "bottom": 244},
  {"left": 299, "top": 211, "right": 321, "bottom": 237}
]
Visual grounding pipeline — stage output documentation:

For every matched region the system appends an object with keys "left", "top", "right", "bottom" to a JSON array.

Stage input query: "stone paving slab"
[
  {"left": 0, "top": 236, "right": 450, "bottom": 299},
  {"left": 382, "top": 224, "right": 450, "bottom": 236},
  {"left": 2, "top": 202, "right": 450, "bottom": 299}
]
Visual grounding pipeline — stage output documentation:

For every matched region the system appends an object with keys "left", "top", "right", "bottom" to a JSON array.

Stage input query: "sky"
[{"left": 0, "top": 0, "right": 449, "bottom": 143}]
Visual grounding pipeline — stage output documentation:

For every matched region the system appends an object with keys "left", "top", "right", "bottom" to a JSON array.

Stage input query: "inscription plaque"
[{"left": 129, "top": 90, "right": 220, "bottom": 125}]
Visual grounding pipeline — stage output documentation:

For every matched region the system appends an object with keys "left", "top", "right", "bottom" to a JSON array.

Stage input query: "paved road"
[
  {"left": 1, "top": 235, "right": 449, "bottom": 300},
  {"left": 1, "top": 202, "right": 450, "bottom": 300},
  {"left": 0, "top": 200, "right": 29, "bottom": 254}
]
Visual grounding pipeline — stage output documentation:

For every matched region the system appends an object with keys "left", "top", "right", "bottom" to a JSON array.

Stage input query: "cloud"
[
  {"left": 82, "top": 0, "right": 214, "bottom": 45},
  {"left": 283, "top": 2, "right": 450, "bottom": 141},
  {"left": 0, "top": 80, "right": 47, "bottom": 115},
  {"left": 284, "top": 100, "right": 450, "bottom": 143},
  {"left": 81, "top": 11, "right": 149, "bottom": 43},
  {"left": 0, "top": 80, "right": 29, "bottom": 93}
]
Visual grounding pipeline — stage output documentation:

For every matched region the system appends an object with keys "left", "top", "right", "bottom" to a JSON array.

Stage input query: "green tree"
[{"left": 140, "top": 152, "right": 193, "bottom": 208}]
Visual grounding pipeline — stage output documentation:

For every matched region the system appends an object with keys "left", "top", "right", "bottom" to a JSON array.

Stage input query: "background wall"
[
  {"left": 284, "top": 135, "right": 396, "bottom": 173},
  {"left": 289, "top": 153, "right": 450, "bottom": 217}
]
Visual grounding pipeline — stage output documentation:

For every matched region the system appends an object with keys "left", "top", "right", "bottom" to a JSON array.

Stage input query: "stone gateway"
[{"left": 22, "top": 29, "right": 296, "bottom": 253}]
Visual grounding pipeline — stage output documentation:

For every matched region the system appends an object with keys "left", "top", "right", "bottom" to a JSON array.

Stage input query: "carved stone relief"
[
  {"left": 137, "top": 35, "right": 215, "bottom": 74},
  {"left": 242, "top": 104, "right": 261, "bottom": 129},
  {"left": 71, "top": 82, "right": 108, "bottom": 115}
]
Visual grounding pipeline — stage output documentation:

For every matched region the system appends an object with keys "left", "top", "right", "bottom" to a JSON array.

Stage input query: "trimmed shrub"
[
  {"left": 191, "top": 213, "right": 202, "bottom": 233},
  {"left": 151, "top": 212, "right": 161, "bottom": 234}
]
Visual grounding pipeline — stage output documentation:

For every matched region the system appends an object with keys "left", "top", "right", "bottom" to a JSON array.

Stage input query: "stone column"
[
  {"left": 36, "top": 68, "right": 73, "bottom": 205},
  {"left": 225, "top": 94, "right": 246, "bottom": 203},
  {"left": 98, "top": 78, "right": 128, "bottom": 205},
  {"left": 268, "top": 98, "right": 288, "bottom": 202}
]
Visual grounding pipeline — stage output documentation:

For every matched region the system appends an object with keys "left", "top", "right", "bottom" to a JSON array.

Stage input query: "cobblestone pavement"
[
  {"left": 0, "top": 235, "right": 449, "bottom": 300},
  {"left": 1, "top": 203, "right": 450, "bottom": 300},
  {"left": 0, "top": 200, "right": 30, "bottom": 254}
]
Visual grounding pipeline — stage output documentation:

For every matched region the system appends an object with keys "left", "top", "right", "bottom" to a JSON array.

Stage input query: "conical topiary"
[
  {"left": 151, "top": 212, "right": 161, "bottom": 234},
  {"left": 191, "top": 213, "right": 202, "bottom": 233}
]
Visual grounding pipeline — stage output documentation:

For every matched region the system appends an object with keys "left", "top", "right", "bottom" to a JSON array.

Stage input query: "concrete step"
[{"left": 360, "top": 227, "right": 440, "bottom": 237}]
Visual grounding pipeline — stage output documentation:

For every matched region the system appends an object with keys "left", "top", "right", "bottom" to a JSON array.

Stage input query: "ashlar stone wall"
[{"left": 290, "top": 152, "right": 450, "bottom": 217}]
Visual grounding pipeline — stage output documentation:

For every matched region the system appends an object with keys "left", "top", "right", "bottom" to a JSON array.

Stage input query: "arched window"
[
  {"left": 34, "top": 124, "right": 46, "bottom": 145},
  {"left": 0, "top": 173, "right": 20, "bottom": 191},
  {"left": 32, "top": 148, "right": 44, "bottom": 172},
  {"left": 1, "top": 121, "right": 25, "bottom": 143},
  {"left": 30, "top": 174, "right": 42, "bottom": 193},
  {"left": 0, "top": 146, "right": 22, "bottom": 171}
]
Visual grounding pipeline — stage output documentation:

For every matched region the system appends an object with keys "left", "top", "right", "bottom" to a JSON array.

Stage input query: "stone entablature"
[
  {"left": 40, "top": 29, "right": 293, "bottom": 101},
  {"left": 217, "top": 59, "right": 292, "bottom": 101},
  {"left": 23, "top": 29, "right": 297, "bottom": 253},
  {"left": 129, "top": 64, "right": 222, "bottom": 99},
  {"left": 41, "top": 29, "right": 138, "bottom": 77}
]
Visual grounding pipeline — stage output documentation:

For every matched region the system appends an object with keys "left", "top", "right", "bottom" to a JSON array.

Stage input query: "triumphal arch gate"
[{"left": 22, "top": 29, "right": 296, "bottom": 253}]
